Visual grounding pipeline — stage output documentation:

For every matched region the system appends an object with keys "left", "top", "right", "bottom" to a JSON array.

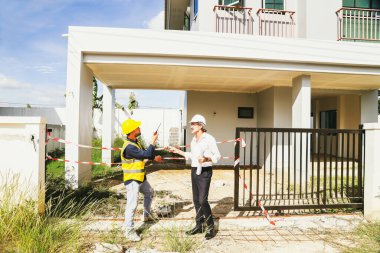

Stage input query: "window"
[
  {"left": 194, "top": 0, "right": 198, "bottom": 18},
  {"left": 343, "top": 0, "right": 380, "bottom": 9},
  {"left": 219, "top": 0, "right": 244, "bottom": 6},
  {"left": 238, "top": 107, "right": 254, "bottom": 119},
  {"left": 320, "top": 110, "right": 337, "bottom": 129},
  {"left": 265, "top": 0, "right": 284, "bottom": 10}
]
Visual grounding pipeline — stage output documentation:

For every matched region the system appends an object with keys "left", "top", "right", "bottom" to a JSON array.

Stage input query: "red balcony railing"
[
  {"left": 336, "top": 7, "right": 380, "bottom": 41},
  {"left": 257, "top": 9, "right": 295, "bottom": 38},
  {"left": 213, "top": 5, "right": 254, "bottom": 35}
]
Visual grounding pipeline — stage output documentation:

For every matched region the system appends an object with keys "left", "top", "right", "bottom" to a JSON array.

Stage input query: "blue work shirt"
[{"left": 123, "top": 137, "right": 155, "bottom": 185}]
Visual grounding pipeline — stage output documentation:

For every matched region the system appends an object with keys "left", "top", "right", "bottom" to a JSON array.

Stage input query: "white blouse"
[{"left": 184, "top": 132, "right": 221, "bottom": 167}]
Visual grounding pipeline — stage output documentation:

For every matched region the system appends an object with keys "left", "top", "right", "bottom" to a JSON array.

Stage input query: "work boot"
[
  {"left": 124, "top": 228, "right": 141, "bottom": 242},
  {"left": 185, "top": 226, "right": 203, "bottom": 235},
  {"left": 141, "top": 214, "right": 157, "bottom": 222},
  {"left": 141, "top": 215, "right": 153, "bottom": 222},
  {"left": 204, "top": 226, "right": 215, "bottom": 240}
]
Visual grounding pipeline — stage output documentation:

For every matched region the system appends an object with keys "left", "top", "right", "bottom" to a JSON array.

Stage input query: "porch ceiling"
[{"left": 86, "top": 62, "right": 380, "bottom": 93}]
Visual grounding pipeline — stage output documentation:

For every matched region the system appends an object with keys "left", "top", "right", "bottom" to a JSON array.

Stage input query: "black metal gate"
[{"left": 234, "top": 127, "right": 365, "bottom": 211}]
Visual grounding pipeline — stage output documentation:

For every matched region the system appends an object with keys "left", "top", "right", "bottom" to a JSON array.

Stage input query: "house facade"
[
  {"left": 164, "top": 0, "right": 380, "bottom": 164},
  {"left": 64, "top": 0, "right": 380, "bottom": 218}
]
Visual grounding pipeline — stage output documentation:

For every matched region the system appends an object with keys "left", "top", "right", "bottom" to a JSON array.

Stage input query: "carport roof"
[{"left": 67, "top": 26, "right": 380, "bottom": 92}]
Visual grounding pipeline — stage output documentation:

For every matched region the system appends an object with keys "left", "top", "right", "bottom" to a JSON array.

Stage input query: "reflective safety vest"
[{"left": 121, "top": 140, "right": 146, "bottom": 182}]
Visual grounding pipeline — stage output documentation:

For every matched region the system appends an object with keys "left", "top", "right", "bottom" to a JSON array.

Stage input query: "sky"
[{"left": 0, "top": 0, "right": 184, "bottom": 109}]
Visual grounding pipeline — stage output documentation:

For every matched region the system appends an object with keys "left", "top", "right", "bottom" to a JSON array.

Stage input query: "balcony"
[
  {"left": 214, "top": 5, "right": 254, "bottom": 35},
  {"left": 257, "top": 8, "right": 295, "bottom": 38},
  {"left": 336, "top": 7, "right": 380, "bottom": 41},
  {"left": 213, "top": 5, "right": 295, "bottom": 38}
]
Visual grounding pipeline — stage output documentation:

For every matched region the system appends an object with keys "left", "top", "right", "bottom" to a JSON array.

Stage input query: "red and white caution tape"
[
  {"left": 46, "top": 155, "right": 122, "bottom": 166},
  {"left": 47, "top": 137, "right": 246, "bottom": 151},
  {"left": 234, "top": 157, "right": 275, "bottom": 226},
  {"left": 48, "top": 137, "right": 122, "bottom": 151},
  {"left": 162, "top": 156, "right": 235, "bottom": 160},
  {"left": 46, "top": 155, "right": 236, "bottom": 165}
]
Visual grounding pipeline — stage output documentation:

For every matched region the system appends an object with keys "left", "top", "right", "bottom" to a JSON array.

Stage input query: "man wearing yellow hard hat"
[{"left": 121, "top": 118, "right": 162, "bottom": 242}]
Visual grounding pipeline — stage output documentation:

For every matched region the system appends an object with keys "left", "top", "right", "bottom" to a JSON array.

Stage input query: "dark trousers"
[{"left": 191, "top": 166, "right": 214, "bottom": 228}]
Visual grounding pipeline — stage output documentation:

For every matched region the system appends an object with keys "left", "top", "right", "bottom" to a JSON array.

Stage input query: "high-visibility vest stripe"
[
  {"left": 122, "top": 159, "right": 143, "bottom": 164},
  {"left": 122, "top": 169, "right": 145, "bottom": 173}
]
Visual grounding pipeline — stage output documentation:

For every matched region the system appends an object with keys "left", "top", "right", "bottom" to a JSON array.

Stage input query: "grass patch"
[
  {"left": 161, "top": 226, "right": 200, "bottom": 253},
  {"left": 0, "top": 175, "right": 100, "bottom": 253},
  {"left": 100, "top": 224, "right": 128, "bottom": 245},
  {"left": 46, "top": 138, "right": 124, "bottom": 180},
  {"left": 343, "top": 221, "right": 380, "bottom": 253},
  {"left": 46, "top": 176, "right": 124, "bottom": 218},
  {"left": 91, "top": 137, "right": 122, "bottom": 180}
]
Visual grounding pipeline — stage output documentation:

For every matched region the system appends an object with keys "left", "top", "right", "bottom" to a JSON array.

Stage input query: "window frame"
[
  {"left": 238, "top": 107, "right": 254, "bottom": 119},
  {"left": 319, "top": 110, "right": 337, "bottom": 129},
  {"left": 343, "top": 0, "right": 380, "bottom": 9},
  {"left": 263, "top": 0, "right": 285, "bottom": 10},
  {"left": 219, "top": 0, "right": 244, "bottom": 6}
]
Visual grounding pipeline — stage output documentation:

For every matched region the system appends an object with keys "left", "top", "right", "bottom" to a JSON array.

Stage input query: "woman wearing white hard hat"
[{"left": 170, "top": 114, "right": 221, "bottom": 240}]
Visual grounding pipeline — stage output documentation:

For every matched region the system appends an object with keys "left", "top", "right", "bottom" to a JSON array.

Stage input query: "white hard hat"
[{"left": 190, "top": 114, "right": 206, "bottom": 125}]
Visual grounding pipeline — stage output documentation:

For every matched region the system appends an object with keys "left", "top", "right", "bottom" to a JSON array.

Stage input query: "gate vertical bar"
[
  {"left": 288, "top": 131, "right": 291, "bottom": 200},
  {"left": 282, "top": 131, "right": 285, "bottom": 199},
  {"left": 323, "top": 133, "right": 327, "bottom": 205},
  {"left": 346, "top": 133, "right": 350, "bottom": 199},
  {"left": 269, "top": 132, "right": 273, "bottom": 199},
  {"left": 275, "top": 131, "right": 278, "bottom": 199},
  {"left": 300, "top": 132, "right": 303, "bottom": 199},
  {"left": 335, "top": 132, "right": 339, "bottom": 198},
  {"left": 341, "top": 132, "right": 345, "bottom": 199},
  {"left": 249, "top": 131, "right": 253, "bottom": 206},
  {"left": 234, "top": 128, "right": 240, "bottom": 210},
  {"left": 317, "top": 132, "right": 321, "bottom": 204},
  {"left": 256, "top": 131, "right": 261, "bottom": 205},
  {"left": 358, "top": 126, "right": 363, "bottom": 202},
  {"left": 352, "top": 132, "right": 356, "bottom": 200},
  {"left": 263, "top": 132, "right": 267, "bottom": 198},
  {"left": 305, "top": 131, "right": 309, "bottom": 199}
]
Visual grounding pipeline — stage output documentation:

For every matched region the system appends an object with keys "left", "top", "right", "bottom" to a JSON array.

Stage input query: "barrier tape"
[
  {"left": 234, "top": 157, "right": 275, "bottom": 226},
  {"left": 47, "top": 136, "right": 246, "bottom": 151},
  {"left": 46, "top": 155, "right": 237, "bottom": 165}
]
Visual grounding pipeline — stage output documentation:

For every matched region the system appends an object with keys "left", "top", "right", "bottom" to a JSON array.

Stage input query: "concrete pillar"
[
  {"left": 292, "top": 75, "right": 311, "bottom": 184},
  {"left": 361, "top": 90, "right": 378, "bottom": 124},
  {"left": 363, "top": 124, "right": 380, "bottom": 221},
  {"left": 292, "top": 75, "right": 311, "bottom": 128},
  {"left": 102, "top": 85, "right": 115, "bottom": 164},
  {"left": 65, "top": 35, "right": 93, "bottom": 189}
]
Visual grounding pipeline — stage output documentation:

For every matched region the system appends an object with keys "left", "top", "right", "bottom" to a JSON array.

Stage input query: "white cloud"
[
  {"left": 33, "top": 65, "right": 56, "bottom": 74},
  {"left": 147, "top": 10, "right": 164, "bottom": 30},
  {"left": 0, "top": 82, "right": 66, "bottom": 107},
  {"left": 32, "top": 40, "right": 67, "bottom": 58},
  {"left": 0, "top": 74, "right": 31, "bottom": 89}
]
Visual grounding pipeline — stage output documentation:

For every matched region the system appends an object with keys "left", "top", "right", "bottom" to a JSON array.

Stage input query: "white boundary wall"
[
  {"left": 93, "top": 108, "right": 184, "bottom": 147},
  {"left": 0, "top": 107, "right": 184, "bottom": 149},
  {"left": 0, "top": 117, "right": 46, "bottom": 213}
]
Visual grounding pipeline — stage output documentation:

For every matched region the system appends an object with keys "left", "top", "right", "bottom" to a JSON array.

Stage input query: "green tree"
[
  {"left": 128, "top": 92, "right": 139, "bottom": 115},
  {"left": 92, "top": 77, "right": 103, "bottom": 111},
  {"left": 128, "top": 92, "right": 139, "bottom": 110}
]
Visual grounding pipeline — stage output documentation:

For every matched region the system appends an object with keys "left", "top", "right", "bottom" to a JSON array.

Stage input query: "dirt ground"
[{"left": 86, "top": 167, "right": 366, "bottom": 253}]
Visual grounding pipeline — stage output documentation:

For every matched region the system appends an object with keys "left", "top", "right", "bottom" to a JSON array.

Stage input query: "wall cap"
[{"left": 0, "top": 116, "right": 47, "bottom": 124}]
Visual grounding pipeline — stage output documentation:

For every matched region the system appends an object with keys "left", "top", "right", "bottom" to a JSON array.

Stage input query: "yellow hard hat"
[{"left": 122, "top": 118, "right": 141, "bottom": 134}]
